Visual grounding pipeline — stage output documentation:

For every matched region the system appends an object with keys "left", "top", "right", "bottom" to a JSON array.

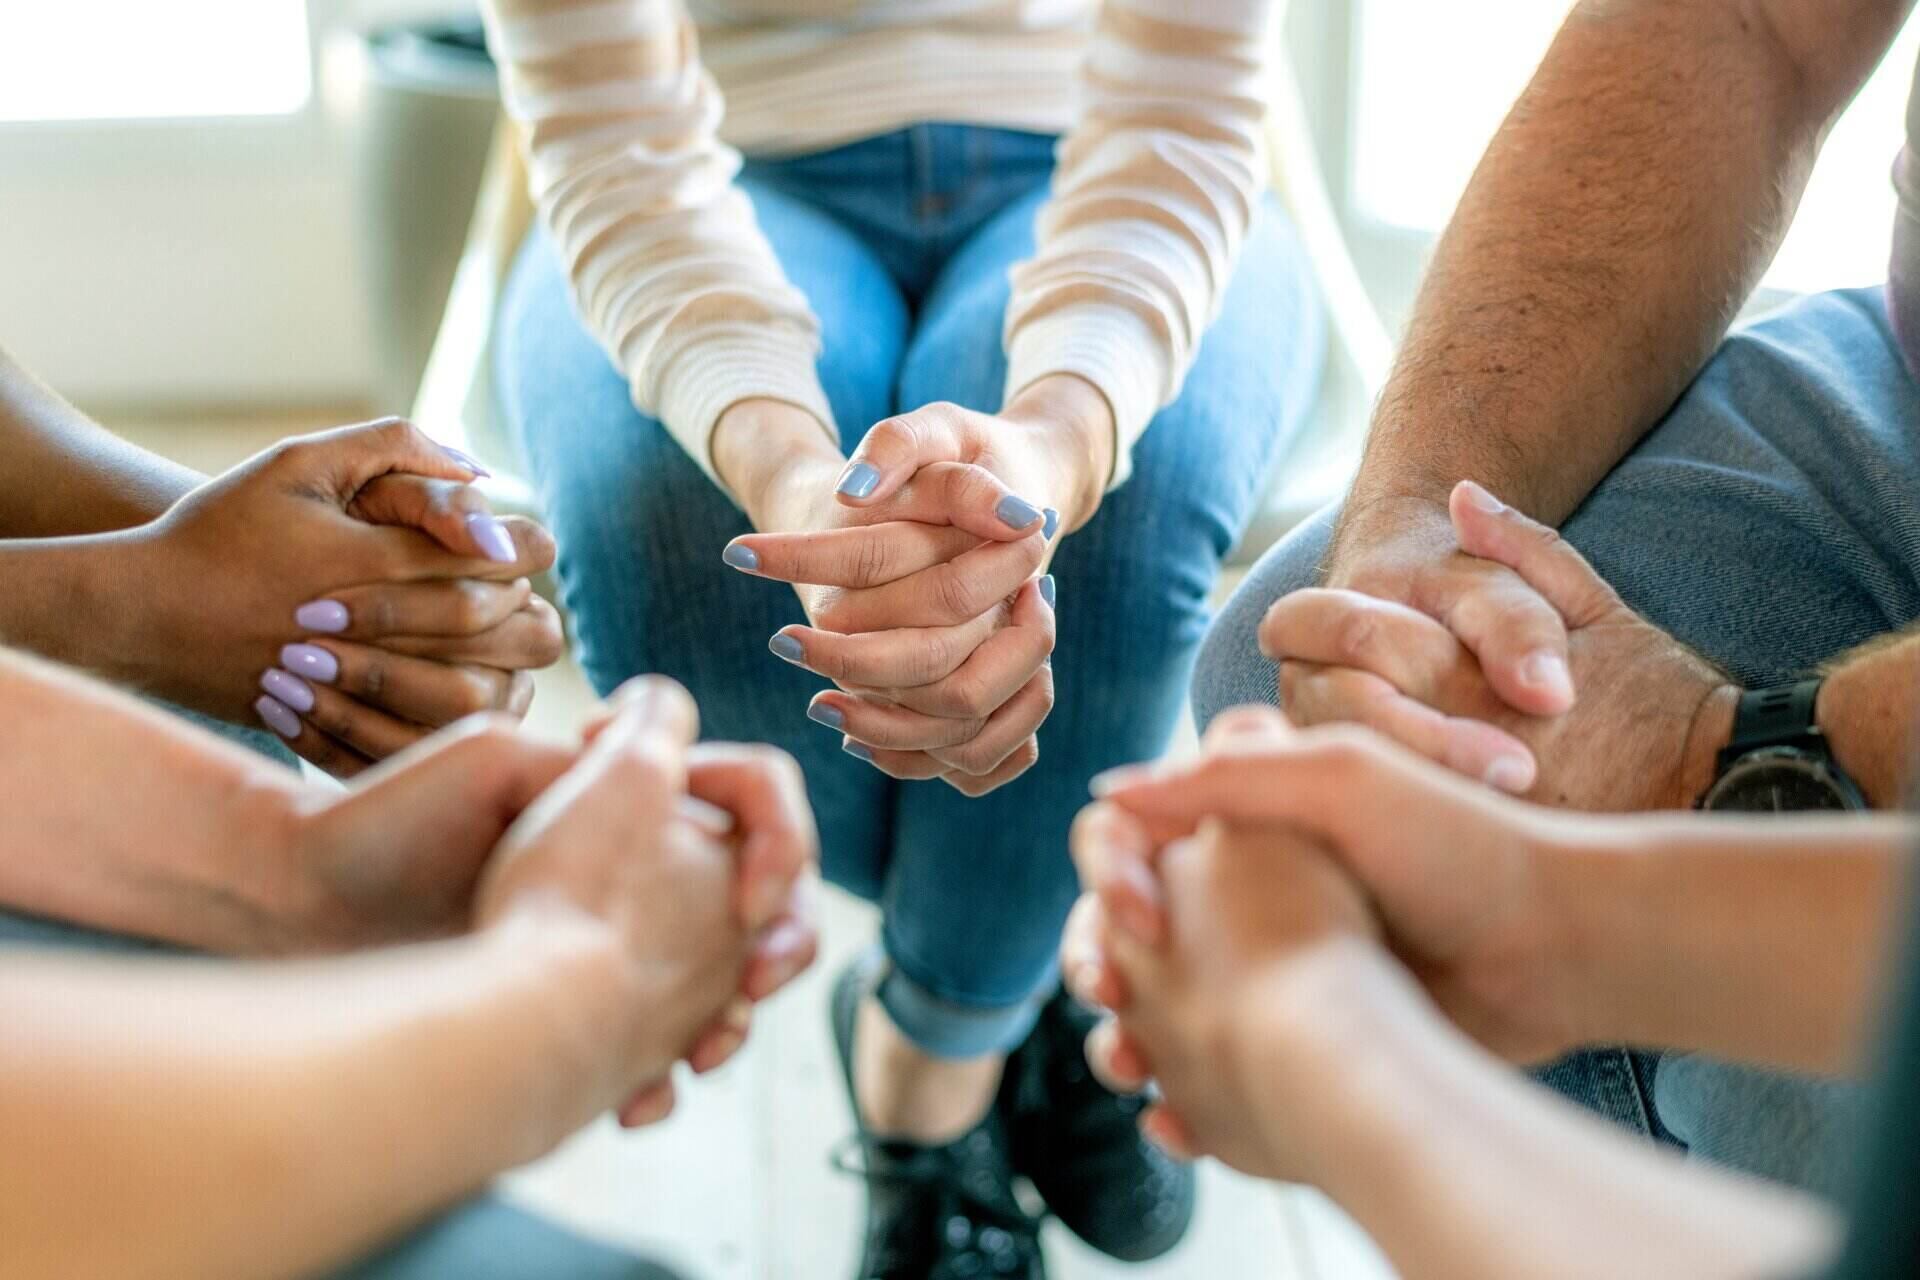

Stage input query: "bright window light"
[
  {"left": 1352, "top": 1, "right": 1920, "bottom": 293},
  {"left": 0, "top": 1, "right": 311, "bottom": 123}
]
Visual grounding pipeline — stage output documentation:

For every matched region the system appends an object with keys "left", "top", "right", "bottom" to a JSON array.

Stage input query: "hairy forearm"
[
  {"left": 1339, "top": 0, "right": 1906, "bottom": 550},
  {"left": 0, "top": 647, "right": 307, "bottom": 952},
  {"left": 1548, "top": 814, "right": 1916, "bottom": 1074},
  {"left": 1820, "top": 626, "right": 1920, "bottom": 808},
  {"left": 0, "top": 347, "right": 200, "bottom": 538},
  {"left": 1243, "top": 939, "right": 1838, "bottom": 1280},
  {"left": 0, "top": 906, "right": 630, "bottom": 1280}
]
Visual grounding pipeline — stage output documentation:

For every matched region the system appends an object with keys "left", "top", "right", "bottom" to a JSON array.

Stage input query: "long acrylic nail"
[
  {"left": 294, "top": 599, "right": 350, "bottom": 633},
  {"left": 279, "top": 643, "right": 339, "bottom": 684},
  {"left": 843, "top": 739, "right": 874, "bottom": 762},
  {"left": 1042, "top": 507, "right": 1060, "bottom": 540},
  {"left": 254, "top": 695, "right": 302, "bottom": 740},
  {"left": 722, "top": 543, "right": 760, "bottom": 572},
  {"left": 769, "top": 633, "right": 805, "bottom": 665},
  {"left": 996, "top": 494, "right": 1043, "bottom": 530},
  {"left": 439, "top": 444, "right": 492, "bottom": 478},
  {"left": 1038, "top": 574, "right": 1056, "bottom": 609},
  {"left": 259, "top": 669, "right": 315, "bottom": 714},
  {"left": 466, "top": 513, "right": 516, "bottom": 564},
  {"left": 808, "top": 702, "right": 845, "bottom": 731},
  {"left": 836, "top": 461, "right": 880, "bottom": 499}
]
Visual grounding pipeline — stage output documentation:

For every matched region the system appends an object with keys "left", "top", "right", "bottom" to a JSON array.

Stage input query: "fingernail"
[
  {"left": 769, "top": 633, "right": 805, "bottom": 665},
  {"left": 253, "top": 694, "right": 302, "bottom": 740},
  {"left": 259, "top": 669, "right": 315, "bottom": 714},
  {"left": 843, "top": 739, "right": 874, "bottom": 763},
  {"left": 1460, "top": 480, "right": 1504, "bottom": 513},
  {"left": 439, "top": 443, "right": 491, "bottom": 478},
  {"left": 807, "top": 702, "right": 845, "bottom": 731},
  {"left": 466, "top": 513, "right": 516, "bottom": 564},
  {"left": 1042, "top": 507, "right": 1060, "bottom": 540},
  {"left": 1038, "top": 574, "right": 1056, "bottom": 609},
  {"left": 722, "top": 543, "right": 760, "bottom": 572},
  {"left": 1521, "top": 651, "right": 1573, "bottom": 699},
  {"left": 691, "top": 1031, "right": 745, "bottom": 1074},
  {"left": 836, "top": 461, "right": 880, "bottom": 499},
  {"left": 1090, "top": 764, "right": 1148, "bottom": 796},
  {"left": 996, "top": 494, "right": 1043, "bottom": 530},
  {"left": 294, "top": 599, "right": 349, "bottom": 633},
  {"left": 279, "top": 643, "right": 338, "bottom": 684},
  {"left": 1484, "top": 756, "right": 1533, "bottom": 793}
]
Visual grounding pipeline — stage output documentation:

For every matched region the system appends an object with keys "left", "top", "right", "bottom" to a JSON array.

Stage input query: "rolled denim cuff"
[{"left": 874, "top": 946, "right": 1054, "bottom": 1060}]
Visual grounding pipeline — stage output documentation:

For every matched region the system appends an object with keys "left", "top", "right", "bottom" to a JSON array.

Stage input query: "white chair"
[{"left": 410, "top": 59, "right": 1392, "bottom": 565}]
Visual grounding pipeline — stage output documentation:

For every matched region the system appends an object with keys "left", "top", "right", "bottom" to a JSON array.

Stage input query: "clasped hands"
[{"left": 716, "top": 376, "right": 1114, "bottom": 796}]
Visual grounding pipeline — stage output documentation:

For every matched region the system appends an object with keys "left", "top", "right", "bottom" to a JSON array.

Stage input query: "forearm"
[
  {"left": 0, "top": 906, "right": 632, "bottom": 1280},
  {"left": 1339, "top": 0, "right": 1905, "bottom": 550},
  {"left": 1548, "top": 814, "right": 1916, "bottom": 1074},
  {"left": 1820, "top": 626, "right": 1920, "bottom": 808},
  {"left": 0, "top": 346, "right": 199, "bottom": 537},
  {"left": 0, "top": 647, "right": 309, "bottom": 953},
  {"left": 1244, "top": 939, "right": 1839, "bottom": 1280}
]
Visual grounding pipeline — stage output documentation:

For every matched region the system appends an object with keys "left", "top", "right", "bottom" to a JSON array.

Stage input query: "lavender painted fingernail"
[
  {"left": 439, "top": 444, "right": 492, "bottom": 477},
  {"left": 254, "top": 695, "right": 302, "bottom": 740},
  {"left": 836, "top": 462, "right": 880, "bottom": 499},
  {"left": 260, "top": 669, "right": 315, "bottom": 713},
  {"left": 769, "top": 633, "right": 806, "bottom": 665},
  {"left": 466, "top": 513, "right": 516, "bottom": 564},
  {"left": 280, "top": 643, "right": 339, "bottom": 684},
  {"left": 808, "top": 703, "right": 845, "bottom": 731},
  {"left": 1039, "top": 574, "right": 1056, "bottom": 609},
  {"left": 294, "top": 599, "right": 350, "bottom": 633},
  {"left": 723, "top": 543, "right": 760, "bottom": 572},
  {"left": 997, "top": 494, "right": 1043, "bottom": 530},
  {"left": 843, "top": 739, "right": 874, "bottom": 762},
  {"left": 1042, "top": 507, "right": 1060, "bottom": 540}
]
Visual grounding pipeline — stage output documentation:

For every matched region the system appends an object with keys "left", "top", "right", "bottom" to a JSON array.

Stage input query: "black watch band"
[{"left": 1715, "top": 679, "right": 1828, "bottom": 771}]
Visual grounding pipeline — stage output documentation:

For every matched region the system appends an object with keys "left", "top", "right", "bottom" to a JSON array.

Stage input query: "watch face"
[{"left": 1702, "top": 749, "right": 1859, "bottom": 813}]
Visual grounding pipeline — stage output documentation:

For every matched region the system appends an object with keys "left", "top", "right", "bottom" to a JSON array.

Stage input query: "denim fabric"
[
  {"left": 498, "top": 123, "right": 1326, "bottom": 1057},
  {"left": 0, "top": 907, "right": 677, "bottom": 1280},
  {"left": 1192, "top": 285, "right": 1915, "bottom": 1189}
]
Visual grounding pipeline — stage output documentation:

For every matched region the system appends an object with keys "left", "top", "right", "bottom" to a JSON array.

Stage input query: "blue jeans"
[
  {"left": 1194, "top": 286, "right": 1913, "bottom": 1194},
  {"left": 499, "top": 124, "right": 1326, "bottom": 1057}
]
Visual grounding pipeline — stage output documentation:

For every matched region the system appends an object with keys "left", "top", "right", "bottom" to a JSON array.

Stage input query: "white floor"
[{"left": 114, "top": 409, "right": 1397, "bottom": 1280}]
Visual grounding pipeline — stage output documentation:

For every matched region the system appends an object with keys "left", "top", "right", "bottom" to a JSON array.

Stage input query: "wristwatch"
[{"left": 1697, "top": 679, "right": 1866, "bottom": 813}]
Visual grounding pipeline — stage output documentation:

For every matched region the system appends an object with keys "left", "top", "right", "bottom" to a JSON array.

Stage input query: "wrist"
[
  {"left": 1003, "top": 374, "right": 1116, "bottom": 532},
  {"left": 1322, "top": 493, "right": 1455, "bottom": 586},
  {"left": 1816, "top": 666, "right": 1899, "bottom": 808},
  {"left": 1675, "top": 681, "right": 1741, "bottom": 808},
  {"left": 0, "top": 531, "right": 146, "bottom": 678},
  {"left": 712, "top": 398, "right": 843, "bottom": 529}
]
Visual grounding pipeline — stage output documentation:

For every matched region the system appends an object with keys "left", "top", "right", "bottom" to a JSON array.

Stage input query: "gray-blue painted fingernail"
[
  {"left": 294, "top": 599, "right": 350, "bottom": 633},
  {"left": 997, "top": 494, "right": 1043, "bottom": 530},
  {"left": 280, "top": 643, "right": 339, "bottom": 684},
  {"left": 260, "top": 668, "right": 315, "bottom": 714},
  {"left": 722, "top": 543, "right": 760, "bottom": 572},
  {"left": 466, "top": 513, "right": 516, "bottom": 564},
  {"left": 836, "top": 462, "right": 880, "bottom": 499},
  {"left": 254, "top": 694, "right": 302, "bottom": 740},
  {"left": 808, "top": 703, "right": 845, "bottom": 731},
  {"left": 843, "top": 739, "right": 874, "bottom": 762},
  {"left": 769, "top": 633, "right": 806, "bottom": 665},
  {"left": 1039, "top": 574, "right": 1056, "bottom": 609},
  {"left": 1042, "top": 507, "right": 1059, "bottom": 540},
  {"left": 439, "top": 444, "right": 492, "bottom": 478}
]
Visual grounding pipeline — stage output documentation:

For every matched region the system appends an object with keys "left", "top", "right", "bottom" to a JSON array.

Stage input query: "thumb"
[
  {"left": 278, "top": 416, "right": 481, "bottom": 503},
  {"left": 832, "top": 405, "right": 968, "bottom": 507},
  {"left": 1449, "top": 481, "right": 1620, "bottom": 627},
  {"left": 347, "top": 715, "right": 577, "bottom": 846},
  {"left": 349, "top": 473, "right": 554, "bottom": 572}
]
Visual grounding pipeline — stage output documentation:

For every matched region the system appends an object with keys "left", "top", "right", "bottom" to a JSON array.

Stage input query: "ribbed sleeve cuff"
[
  {"left": 1003, "top": 305, "right": 1170, "bottom": 491},
  {"left": 650, "top": 327, "right": 839, "bottom": 499}
]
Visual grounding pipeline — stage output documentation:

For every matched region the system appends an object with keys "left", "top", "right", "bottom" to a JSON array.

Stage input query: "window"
[
  {"left": 1350, "top": 1, "right": 1920, "bottom": 293},
  {"left": 0, "top": 1, "right": 311, "bottom": 123}
]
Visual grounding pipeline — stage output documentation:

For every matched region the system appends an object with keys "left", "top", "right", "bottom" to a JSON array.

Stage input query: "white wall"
[{"left": 0, "top": 0, "right": 471, "bottom": 410}]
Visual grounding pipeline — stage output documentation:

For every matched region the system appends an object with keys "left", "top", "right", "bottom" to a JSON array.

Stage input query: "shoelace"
[{"left": 830, "top": 1135, "right": 1044, "bottom": 1278}]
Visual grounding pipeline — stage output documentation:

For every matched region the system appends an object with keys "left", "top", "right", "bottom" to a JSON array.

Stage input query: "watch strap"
[{"left": 1717, "top": 679, "right": 1827, "bottom": 771}]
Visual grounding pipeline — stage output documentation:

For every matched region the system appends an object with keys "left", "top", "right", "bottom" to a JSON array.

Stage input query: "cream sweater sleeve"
[
  {"left": 1003, "top": 0, "right": 1280, "bottom": 488},
  {"left": 481, "top": 0, "right": 837, "bottom": 492}
]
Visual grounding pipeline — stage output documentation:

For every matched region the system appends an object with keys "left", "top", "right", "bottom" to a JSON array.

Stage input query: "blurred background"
[{"left": 2, "top": 4, "right": 1915, "bottom": 1278}]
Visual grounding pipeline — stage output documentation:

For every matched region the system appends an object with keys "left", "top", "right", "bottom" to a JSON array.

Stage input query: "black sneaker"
[
  {"left": 1000, "top": 985, "right": 1195, "bottom": 1262},
  {"left": 831, "top": 953, "right": 1047, "bottom": 1280}
]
